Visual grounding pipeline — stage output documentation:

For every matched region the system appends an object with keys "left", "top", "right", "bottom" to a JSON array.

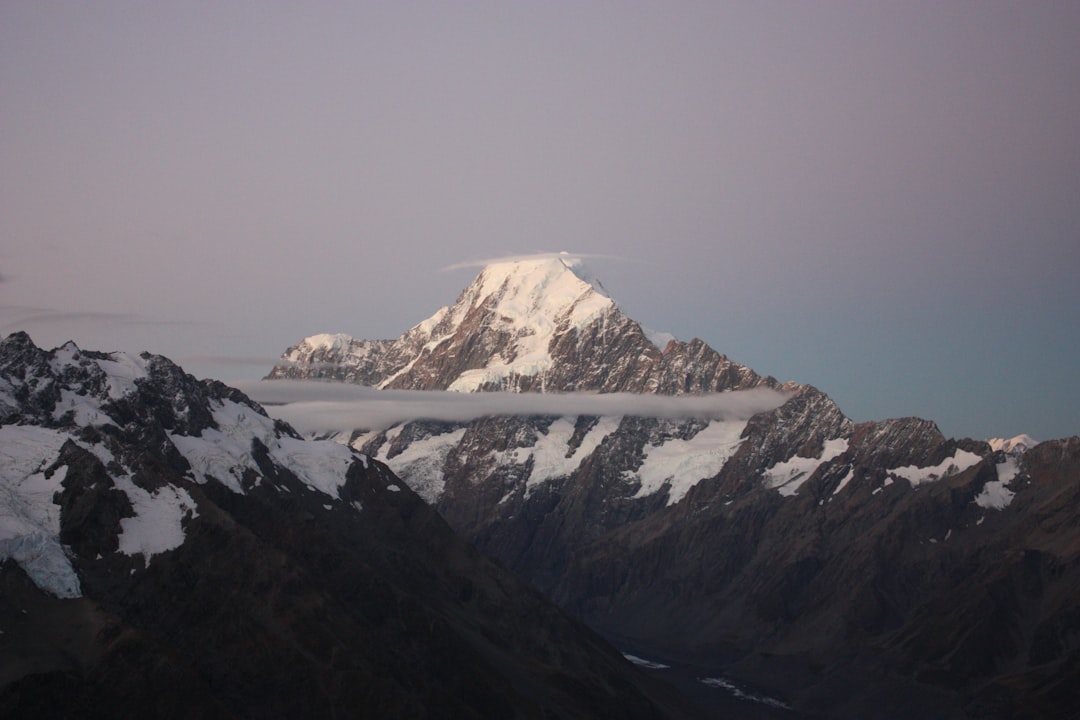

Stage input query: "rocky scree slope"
[{"left": 0, "top": 332, "right": 696, "bottom": 720}]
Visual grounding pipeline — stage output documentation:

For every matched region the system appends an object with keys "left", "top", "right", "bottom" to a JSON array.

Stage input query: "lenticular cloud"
[{"left": 236, "top": 380, "right": 790, "bottom": 433}]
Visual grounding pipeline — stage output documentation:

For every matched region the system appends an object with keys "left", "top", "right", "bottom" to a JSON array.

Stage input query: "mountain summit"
[{"left": 268, "top": 254, "right": 773, "bottom": 394}]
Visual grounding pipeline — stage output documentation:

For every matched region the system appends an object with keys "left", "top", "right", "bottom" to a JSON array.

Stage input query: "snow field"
[{"left": 628, "top": 420, "right": 747, "bottom": 506}]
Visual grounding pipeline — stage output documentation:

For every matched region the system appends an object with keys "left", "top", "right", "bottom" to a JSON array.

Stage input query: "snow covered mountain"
[
  {"left": 988, "top": 433, "right": 1039, "bottom": 454},
  {"left": 268, "top": 255, "right": 1080, "bottom": 718},
  {"left": 268, "top": 253, "right": 772, "bottom": 394},
  {"left": 0, "top": 332, "right": 693, "bottom": 719}
]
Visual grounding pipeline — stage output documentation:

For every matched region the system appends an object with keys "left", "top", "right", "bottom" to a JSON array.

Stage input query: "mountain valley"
[{"left": 0, "top": 255, "right": 1074, "bottom": 718}]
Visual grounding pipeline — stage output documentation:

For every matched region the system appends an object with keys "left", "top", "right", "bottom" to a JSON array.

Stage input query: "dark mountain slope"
[{"left": 0, "top": 332, "right": 695, "bottom": 719}]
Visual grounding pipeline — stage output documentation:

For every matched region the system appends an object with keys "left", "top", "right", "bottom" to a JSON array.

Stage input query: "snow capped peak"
[
  {"left": 988, "top": 434, "right": 1038, "bottom": 454},
  {"left": 267, "top": 252, "right": 756, "bottom": 395},
  {"left": 463, "top": 253, "right": 614, "bottom": 325},
  {"left": 301, "top": 333, "right": 356, "bottom": 353}
]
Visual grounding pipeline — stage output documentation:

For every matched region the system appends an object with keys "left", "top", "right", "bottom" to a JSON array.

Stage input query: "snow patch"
[
  {"left": 831, "top": 466, "right": 856, "bottom": 496},
  {"left": 53, "top": 388, "right": 113, "bottom": 427},
  {"left": 888, "top": 449, "right": 983, "bottom": 487},
  {"left": 623, "top": 653, "right": 670, "bottom": 670},
  {"left": 113, "top": 475, "right": 198, "bottom": 567},
  {"left": 765, "top": 438, "right": 849, "bottom": 497},
  {"left": 995, "top": 456, "right": 1020, "bottom": 483},
  {"left": 377, "top": 427, "right": 467, "bottom": 504},
  {"left": 975, "top": 458, "right": 1019, "bottom": 509},
  {"left": 271, "top": 435, "right": 356, "bottom": 497},
  {"left": 699, "top": 677, "right": 791, "bottom": 710},
  {"left": 527, "top": 416, "right": 620, "bottom": 491},
  {"left": 628, "top": 420, "right": 746, "bottom": 506}
]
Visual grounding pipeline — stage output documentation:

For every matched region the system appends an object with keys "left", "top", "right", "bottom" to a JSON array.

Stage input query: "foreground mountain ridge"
[
  {"left": 269, "top": 256, "right": 1079, "bottom": 718},
  {"left": 0, "top": 331, "right": 694, "bottom": 719}
]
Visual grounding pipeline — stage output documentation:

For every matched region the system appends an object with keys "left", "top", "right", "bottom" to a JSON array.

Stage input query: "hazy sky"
[{"left": 2, "top": 2, "right": 1078, "bottom": 441}]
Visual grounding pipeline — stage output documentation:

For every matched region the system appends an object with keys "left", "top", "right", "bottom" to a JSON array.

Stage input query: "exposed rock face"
[
  {"left": 267, "top": 258, "right": 1079, "bottom": 718},
  {"left": 0, "top": 333, "right": 694, "bottom": 719},
  {"left": 360, "top": 413, "right": 1079, "bottom": 718}
]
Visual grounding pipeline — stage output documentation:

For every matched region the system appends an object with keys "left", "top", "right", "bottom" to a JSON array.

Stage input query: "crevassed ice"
[
  {"left": 0, "top": 425, "right": 82, "bottom": 597},
  {"left": 377, "top": 428, "right": 467, "bottom": 504}
]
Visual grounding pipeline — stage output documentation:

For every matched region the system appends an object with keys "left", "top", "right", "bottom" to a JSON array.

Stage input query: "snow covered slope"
[{"left": 0, "top": 331, "right": 370, "bottom": 597}]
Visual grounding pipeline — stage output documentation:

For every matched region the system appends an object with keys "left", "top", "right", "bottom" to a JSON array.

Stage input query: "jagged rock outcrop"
[{"left": 0, "top": 333, "right": 696, "bottom": 719}]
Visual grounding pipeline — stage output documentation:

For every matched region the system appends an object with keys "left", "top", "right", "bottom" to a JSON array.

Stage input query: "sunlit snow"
[
  {"left": 440, "top": 256, "right": 615, "bottom": 392},
  {"left": 987, "top": 434, "right": 1038, "bottom": 454}
]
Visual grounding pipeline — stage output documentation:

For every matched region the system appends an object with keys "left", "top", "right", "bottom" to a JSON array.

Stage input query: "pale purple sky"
[{"left": 2, "top": 2, "right": 1078, "bottom": 441}]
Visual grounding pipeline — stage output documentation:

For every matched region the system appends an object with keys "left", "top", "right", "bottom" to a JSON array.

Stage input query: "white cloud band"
[{"left": 236, "top": 380, "right": 791, "bottom": 433}]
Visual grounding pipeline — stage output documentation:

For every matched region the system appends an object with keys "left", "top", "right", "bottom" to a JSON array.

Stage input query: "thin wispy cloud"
[
  {"left": 0, "top": 307, "right": 203, "bottom": 333},
  {"left": 439, "top": 252, "right": 621, "bottom": 273},
  {"left": 0, "top": 309, "right": 142, "bottom": 335},
  {"left": 236, "top": 380, "right": 791, "bottom": 434}
]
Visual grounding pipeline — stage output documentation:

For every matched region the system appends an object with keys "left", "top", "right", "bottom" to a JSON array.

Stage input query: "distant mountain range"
[{"left": 267, "top": 254, "right": 1079, "bottom": 719}]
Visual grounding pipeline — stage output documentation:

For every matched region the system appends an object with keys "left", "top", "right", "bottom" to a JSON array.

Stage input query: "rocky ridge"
[{"left": 0, "top": 332, "right": 694, "bottom": 719}]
